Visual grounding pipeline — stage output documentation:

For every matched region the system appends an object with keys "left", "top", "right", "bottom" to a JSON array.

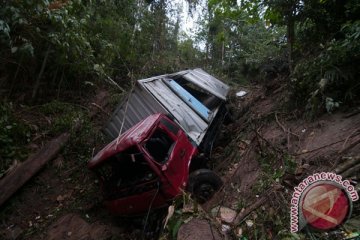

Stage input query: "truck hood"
[{"left": 88, "top": 113, "right": 163, "bottom": 169}]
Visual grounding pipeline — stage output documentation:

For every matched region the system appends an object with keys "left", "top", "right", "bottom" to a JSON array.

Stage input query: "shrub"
[{"left": 290, "top": 20, "right": 360, "bottom": 115}]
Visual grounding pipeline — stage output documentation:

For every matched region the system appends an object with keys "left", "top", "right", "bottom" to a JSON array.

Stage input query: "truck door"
[{"left": 144, "top": 117, "right": 197, "bottom": 198}]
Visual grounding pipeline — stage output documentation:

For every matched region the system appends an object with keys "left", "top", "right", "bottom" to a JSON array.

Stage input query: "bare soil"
[{"left": 203, "top": 83, "right": 360, "bottom": 239}]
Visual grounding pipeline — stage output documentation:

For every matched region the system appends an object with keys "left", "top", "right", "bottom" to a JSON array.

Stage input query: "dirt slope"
[{"left": 200, "top": 84, "right": 360, "bottom": 239}]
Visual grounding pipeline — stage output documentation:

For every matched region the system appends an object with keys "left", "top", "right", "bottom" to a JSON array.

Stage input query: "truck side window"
[{"left": 146, "top": 129, "right": 174, "bottom": 164}]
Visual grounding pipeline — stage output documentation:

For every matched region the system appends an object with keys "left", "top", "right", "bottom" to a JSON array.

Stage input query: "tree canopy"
[{"left": 0, "top": 0, "right": 358, "bottom": 112}]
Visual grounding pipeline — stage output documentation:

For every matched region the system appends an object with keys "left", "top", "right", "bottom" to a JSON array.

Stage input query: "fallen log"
[{"left": 0, "top": 133, "right": 70, "bottom": 207}]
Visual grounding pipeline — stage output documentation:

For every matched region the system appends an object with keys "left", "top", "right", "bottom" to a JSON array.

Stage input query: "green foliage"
[
  {"left": 0, "top": 103, "right": 31, "bottom": 177},
  {"left": 220, "top": 0, "right": 360, "bottom": 113},
  {"left": 46, "top": 2, "right": 96, "bottom": 78},
  {"left": 197, "top": 0, "right": 286, "bottom": 82},
  {"left": 63, "top": 116, "right": 100, "bottom": 166},
  {"left": 253, "top": 151, "right": 296, "bottom": 193},
  {"left": 0, "top": 0, "right": 191, "bottom": 100},
  {"left": 0, "top": 1, "right": 98, "bottom": 97},
  {"left": 0, "top": 0, "right": 357, "bottom": 112},
  {"left": 247, "top": 152, "right": 297, "bottom": 239},
  {"left": 37, "top": 100, "right": 102, "bottom": 166},
  {"left": 177, "top": 37, "right": 204, "bottom": 68},
  {"left": 160, "top": 194, "right": 200, "bottom": 240},
  {"left": 39, "top": 100, "right": 85, "bottom": 135},
  {"left": 263, "top": 0, "right": 302, "bottom": 24},
  {"left": 291, "top": 20, "right": 360, "bottom": 114}
]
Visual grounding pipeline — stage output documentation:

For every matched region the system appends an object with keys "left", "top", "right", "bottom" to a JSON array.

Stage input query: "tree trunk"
[
  {"left": 221, "top": 40, "right": 225, "bottom": 68},
  {"left": 32, "top": 46, "right": 51, "bottom": 101},
  {"left": 288, "top": 21, "right": 294, "bottom": 72},
  {"left": 287, "top": 5, "right": 296, "bottom": 72}
]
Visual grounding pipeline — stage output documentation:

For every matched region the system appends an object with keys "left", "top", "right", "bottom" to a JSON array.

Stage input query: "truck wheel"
[{"left": 187, "top": 169, "right": 223, "bottom": 203}]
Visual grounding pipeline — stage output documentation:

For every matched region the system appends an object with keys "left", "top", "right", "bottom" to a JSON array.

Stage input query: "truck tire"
[{"left": 187, "top": 169, "right": 223, "bottom": 203}]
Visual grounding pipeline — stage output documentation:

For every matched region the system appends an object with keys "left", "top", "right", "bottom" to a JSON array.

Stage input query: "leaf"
[
  {"left": 171, "top": 219, "right": 183, "bottom": 239},
  {"left": 0, "top": 20, "right": 11, "bottom": 37},
  {"left": 11, "top": 47, "right": 18, "bottom": 53},
  {"left": 84, "top": 81, "right": 94, "bottom": 86},
  {"left": 93, "top": 64, "right": 100, "bottom": 71},
  {"left": 20, "top": 43, "right": 34, "bottom": 56}
]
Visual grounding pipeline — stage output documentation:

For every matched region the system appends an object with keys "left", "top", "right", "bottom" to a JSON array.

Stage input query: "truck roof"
[{"left": 88, "top": 113, "right": 163, "bottom": 169}]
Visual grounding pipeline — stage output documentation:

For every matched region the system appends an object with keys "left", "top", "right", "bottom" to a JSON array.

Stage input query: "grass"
[
  {"left": 38, "top": 100, "right": 88, "bottom": 135},
  {"left": 36, "top": 99, "right": 106, "bottom": 165}
]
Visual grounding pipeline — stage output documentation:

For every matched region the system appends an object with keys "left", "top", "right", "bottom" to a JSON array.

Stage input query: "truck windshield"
[{"left": 145, "top": 128, "right": 174, "bottom": 164}]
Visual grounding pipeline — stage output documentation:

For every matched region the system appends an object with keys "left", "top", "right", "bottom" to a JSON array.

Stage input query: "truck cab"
[{"left": 88, "top": 114, "right": 200, "bottom": 215}]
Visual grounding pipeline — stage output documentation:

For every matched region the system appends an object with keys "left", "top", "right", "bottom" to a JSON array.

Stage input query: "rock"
[
  {"left": 47, "top": 213, "right": 112, "bottom": 240},
  {"left": 221, "top": 224, "right": 231, "bottom": 233},
  {"left": 236, "top": 91, "right": 248, "bottom": 97},
  {"left": 211, "top": 206, "right": 237, "bottom": 224},
  {"left": 177, "top": 219, "right": 222, "bottom": 240},
  {"left": 219, "top": 206, "right": 237, "bottom": 223},
  {"left": 235, "top": 227, "right": 243, "bottom": 237},
  {"left": 245, "top": 219, "right": 254, "bottom": 227}
]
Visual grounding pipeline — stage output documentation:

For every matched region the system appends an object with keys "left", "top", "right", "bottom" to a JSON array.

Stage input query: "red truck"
[{"left": 88, "top": 69, "right": 229, "bottom": 216}]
